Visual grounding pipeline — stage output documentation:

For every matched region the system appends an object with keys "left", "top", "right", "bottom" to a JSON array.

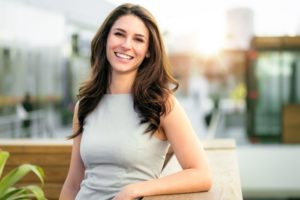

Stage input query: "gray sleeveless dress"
[{"left": 75, "top": 94, "right": 170, "bottom": 200}]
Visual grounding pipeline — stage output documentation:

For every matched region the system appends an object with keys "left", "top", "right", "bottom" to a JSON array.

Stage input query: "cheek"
[
  {"left": 106, "top": 42, "right": 115, "bottom": 63},
  {"left": 106, "top": 38, "right": 118, "bottom": 56},
  {"left": 136, "top": 45, "right": 149, "bottom": 57},
  {"left": 141, "top": 42, "right": 150, "bottom": 58},
  {"left": 107, "top": 34, "right": 119, "bottom": 48}
]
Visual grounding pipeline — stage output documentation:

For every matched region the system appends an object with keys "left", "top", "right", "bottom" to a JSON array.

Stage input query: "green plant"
[{"left": 0, "top": 151, "right": 46, "bottom": 200}]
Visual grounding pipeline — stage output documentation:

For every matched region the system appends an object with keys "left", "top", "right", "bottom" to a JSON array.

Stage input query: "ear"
[{"left": 146, "top": 51, "right": 150, "bottom": 58}]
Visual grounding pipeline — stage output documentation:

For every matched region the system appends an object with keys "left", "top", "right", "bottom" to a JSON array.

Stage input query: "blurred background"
[{"left": 0, "top": 0, "right": 300, "bottom": 199}]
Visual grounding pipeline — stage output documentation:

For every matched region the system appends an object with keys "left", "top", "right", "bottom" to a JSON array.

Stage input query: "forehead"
[{"left": 111, "top": 14, "right": 149, "bottom": 37}]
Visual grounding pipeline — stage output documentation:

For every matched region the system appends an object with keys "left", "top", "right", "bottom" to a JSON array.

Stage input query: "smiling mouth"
[{"left": 115, "top": 52, "right": 134, "bottom": 60}]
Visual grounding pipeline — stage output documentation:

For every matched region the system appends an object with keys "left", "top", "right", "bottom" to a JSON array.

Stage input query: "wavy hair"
[{"left": 69, "top": 3, "right": 178, "bottom": 138}]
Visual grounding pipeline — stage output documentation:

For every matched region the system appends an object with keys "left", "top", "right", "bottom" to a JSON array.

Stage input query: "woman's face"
[{"left": 106, "top": 14, "right": 150, "bottom": 75}]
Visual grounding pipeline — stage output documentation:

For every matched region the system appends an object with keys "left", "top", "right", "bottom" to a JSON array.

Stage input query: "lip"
[{"left": 114, "top": 52, "right": 134, "bottom": 60}]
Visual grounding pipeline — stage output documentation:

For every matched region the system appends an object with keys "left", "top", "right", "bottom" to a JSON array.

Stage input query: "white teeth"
[{"left": 115, "top": 52, "right": 133, "bottom": 60}]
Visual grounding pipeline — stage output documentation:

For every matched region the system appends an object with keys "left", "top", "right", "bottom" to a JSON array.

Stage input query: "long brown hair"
[{"left": 69, "top": 3, "right": 178, "bottom": 138}]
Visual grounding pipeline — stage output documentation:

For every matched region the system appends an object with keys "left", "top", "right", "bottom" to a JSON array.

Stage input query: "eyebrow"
[{"left": 113, "top": 28, "right": 146, "bottom": 38}]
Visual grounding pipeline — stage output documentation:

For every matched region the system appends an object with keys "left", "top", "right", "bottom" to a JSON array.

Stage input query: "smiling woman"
[
  {"left": 59, "top": 3, "right": 212, "bottom": 200},
  {"left": 106, "top": 14, "right": 150, "bottom": 78}
]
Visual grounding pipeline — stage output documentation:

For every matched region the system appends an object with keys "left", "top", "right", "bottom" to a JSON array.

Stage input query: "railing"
[
  {"left": 0, "top": 110, "right": 52, "bottom": 138},
  {"left": 206, "top": 110, "right": 223, "bottom": 140}
]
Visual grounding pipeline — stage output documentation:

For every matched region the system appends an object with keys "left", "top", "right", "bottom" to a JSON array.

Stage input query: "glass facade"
[{"left": 247, "top": 37, "right": 300, "bottom": 141}]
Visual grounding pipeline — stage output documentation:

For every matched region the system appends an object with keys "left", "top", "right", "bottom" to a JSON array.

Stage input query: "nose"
[{"left": 121, "top": 37, "right": 132, "bottom": 49}]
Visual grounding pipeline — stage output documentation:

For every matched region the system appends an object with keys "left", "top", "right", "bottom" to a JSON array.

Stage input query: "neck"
[{"left": 109, "top": 72, "right": 136, "bottom": 94}]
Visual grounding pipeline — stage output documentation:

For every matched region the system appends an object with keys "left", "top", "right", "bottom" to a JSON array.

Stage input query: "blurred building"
[
  {"left": 0, "top": 0, "right": 115, "bottom": 137},
  {"left": 225, "top": 7, "right": 254, "bottom": 50}
]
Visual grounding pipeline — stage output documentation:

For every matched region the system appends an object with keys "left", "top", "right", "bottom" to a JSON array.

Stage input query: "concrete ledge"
[
  {"left": 238, "top": 145, "right": 300, "bottom": 198},
  {"left": 0, "top": 139, "right": 242, "bottom": 200}
]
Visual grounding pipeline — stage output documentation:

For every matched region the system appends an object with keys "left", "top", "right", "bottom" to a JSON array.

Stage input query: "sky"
[
  {"left": 107, "top": 0, "right": 300, "bottom": 35},
  {"left": 107, "top": 0, "right": 300, "bottom": 53}
]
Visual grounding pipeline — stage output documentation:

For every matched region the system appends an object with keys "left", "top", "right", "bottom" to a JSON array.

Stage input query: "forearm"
[
  {"left": 132, "top": 168, "right": 212, "bottom": 198},
  {"left": 59, "top": 184, "right": 80, "bottom": 200},
  {"left": 59, "top": 190, "right": 76, "bottom": 200}
]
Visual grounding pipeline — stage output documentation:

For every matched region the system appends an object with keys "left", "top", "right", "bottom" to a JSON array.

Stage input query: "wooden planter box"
[{"left": 0, "top": 139, "right": 242, "bottom": 200}]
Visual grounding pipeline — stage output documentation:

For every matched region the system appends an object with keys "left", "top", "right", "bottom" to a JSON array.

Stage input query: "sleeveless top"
[{"left": 75, "top": 94, "right": 170, "bottom": 200}]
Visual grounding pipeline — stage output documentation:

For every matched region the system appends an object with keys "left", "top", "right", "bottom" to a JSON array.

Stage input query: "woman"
[{"left": 60, "top": 3, "right": 212, "bottom": 200}]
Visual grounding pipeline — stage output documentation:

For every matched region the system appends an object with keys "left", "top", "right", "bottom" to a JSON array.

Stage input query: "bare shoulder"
[
  {"left": 160, "top": 94, "right": 190, "bottom": 135},
  {"left": 162, "top": 94, "right": 184, "bottom": 121}
]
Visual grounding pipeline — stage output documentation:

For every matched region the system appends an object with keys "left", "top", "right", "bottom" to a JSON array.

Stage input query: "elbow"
[
  {"left": 204, "top": 167, "right": 213, "bottom": 191},
  {"left": 194, "top": 168, "right": 213, "bottom": 192},
  {"left": 203, "top": 173, "right": 213, "bottom": 191}
]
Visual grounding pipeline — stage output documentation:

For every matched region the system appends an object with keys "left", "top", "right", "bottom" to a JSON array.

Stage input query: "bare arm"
[
  {"left": 59, "top": 102, "right": 85, "bottom": 200},
  {"left": 114, "top": 95, "right": 212, "bottom": 199}
]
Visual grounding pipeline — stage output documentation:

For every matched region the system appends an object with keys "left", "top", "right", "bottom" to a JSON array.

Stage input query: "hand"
[{"left": 112, "top": 184, "right": 140, "bottom": 200}]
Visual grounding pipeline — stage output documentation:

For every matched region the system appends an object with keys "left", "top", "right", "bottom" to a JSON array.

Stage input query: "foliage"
[{"left": 0, "top": 151, "right": 46, "bottom": 200}]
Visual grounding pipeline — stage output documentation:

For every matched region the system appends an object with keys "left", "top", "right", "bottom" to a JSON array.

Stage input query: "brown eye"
[
  {"left": 114, "top": 32, "right": 124, "bottom": 37},
  {"left": 135, "top": 38, "right": 144, "bottom": 43}
]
